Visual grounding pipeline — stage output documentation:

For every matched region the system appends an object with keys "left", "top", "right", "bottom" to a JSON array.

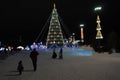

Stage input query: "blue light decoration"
[
  {"left": 68, "top": 48, "right": 93, "bottom": 56},
  {"left": 25, "top": 46, "right": 30, "bottom": 50},
  {"left": 30, "top": 42, "right": 38, "bottom": 50}
]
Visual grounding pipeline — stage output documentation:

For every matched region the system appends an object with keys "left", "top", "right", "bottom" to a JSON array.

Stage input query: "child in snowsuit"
[{"left": 17, "top": 60, "right": 24, "bottom": 75}]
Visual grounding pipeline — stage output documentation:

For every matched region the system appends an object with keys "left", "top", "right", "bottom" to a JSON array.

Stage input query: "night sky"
[{"left": 0, "top": 0, "right": 120, "bottom": 46}]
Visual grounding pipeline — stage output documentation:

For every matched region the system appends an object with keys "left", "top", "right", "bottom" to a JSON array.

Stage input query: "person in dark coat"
[
  {"left": 17, "top": 60, "right": 24, "bottom": 75},
  {"left": 30, "top": 48, "right": 39, "bottom": 71},
  {"left": 52, "top": 51, "right": 57, "bottom": 59},
  {"left": 59, "top": 48, "right": 63, "bottom": 59},
  {"left": 52, "top": 48, "right": 57, "bottom": 59}
]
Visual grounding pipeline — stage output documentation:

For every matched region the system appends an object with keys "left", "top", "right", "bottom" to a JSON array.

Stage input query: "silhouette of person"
[
  {"left": 17, "top": 60, "right": 24, "bottom": 75},
  {"left": 30, "top": 48, "right": 39, "bottom": 71},
  {"left": 52, "top": 48, "right": 57, "bottom": 59},
  {"left": 59, "top": 47, "right": 63, "bottom": 59}
]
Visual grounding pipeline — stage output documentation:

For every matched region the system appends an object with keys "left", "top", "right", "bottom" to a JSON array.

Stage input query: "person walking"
[
  {"left": 59, "top": 47, "right": 63, "bottom": 59},
  {"left": 17, "top": 60, "right": 24, "bottom": 75},
  {"left": 52, "top": 48, "right": 57, "bottom": 59},
  {"left": 30, "top": 48, "right": 39, "bottom": 71}
]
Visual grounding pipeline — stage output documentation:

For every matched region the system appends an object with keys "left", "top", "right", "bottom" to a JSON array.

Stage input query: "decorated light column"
[
  {"left": 94, "top": 6, "right": 103, "bottom": 49},
  {"left": 80, "top": 24, "right": 84, "bottom": 43},
  {"left": 94, "top": 6, "right": 103, "bottom": 39}
]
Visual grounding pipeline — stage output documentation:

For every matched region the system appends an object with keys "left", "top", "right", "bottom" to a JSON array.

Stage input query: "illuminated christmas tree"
[
  {"left": 96, "top": 15, "right": 103, "bottom": 39},
  {"left": 46, "top": 3, "right": 64, "bottom": 47}
]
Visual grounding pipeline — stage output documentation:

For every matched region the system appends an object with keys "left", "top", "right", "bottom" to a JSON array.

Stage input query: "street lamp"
[
  {"left": 80, "top": 24, "right": 84, "bottom": 43},
  {"left": 94, "top": 6, "right": 102, "bottom": 11}
]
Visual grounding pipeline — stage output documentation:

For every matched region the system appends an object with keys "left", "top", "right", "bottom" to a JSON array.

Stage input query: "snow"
[{"left": 0, "top": 46, "right": 120, "bottom": 80}]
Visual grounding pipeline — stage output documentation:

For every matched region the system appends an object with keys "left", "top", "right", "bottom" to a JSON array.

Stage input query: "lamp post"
[
  {"left": 94, "top": 6, "right": 103, "bottom": 51},
  {"left": 80, "top": 24, "right": 84, "bottom": 43}
]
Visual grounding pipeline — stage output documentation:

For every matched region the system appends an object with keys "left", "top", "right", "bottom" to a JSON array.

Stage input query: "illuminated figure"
[{"left": 96, "top": 15, "right": 103, "bottom": 39}]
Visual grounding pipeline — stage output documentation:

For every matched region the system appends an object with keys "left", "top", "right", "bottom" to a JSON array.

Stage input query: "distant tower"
[{"left": 46, "top": 3, "right": 64, "bottom": 47}]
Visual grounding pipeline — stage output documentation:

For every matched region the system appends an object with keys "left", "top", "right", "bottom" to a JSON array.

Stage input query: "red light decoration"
[
  {"left": 50, "top": 42, "right": 52, "bottom": 44},
  {"left": 58, "top": 42, "right": 60, "bottom": 44},
  {"left": 57, "top": 35, "right": 60, "bottom": 37},
  {"left": 54, "top": 32, "right": 56, "bottom": 34},
  {"left": 50, "top": 35, "right": 53, "bottom": 37}
]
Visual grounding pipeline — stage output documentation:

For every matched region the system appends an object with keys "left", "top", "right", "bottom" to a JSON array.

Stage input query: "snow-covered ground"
[{"left": 0, "top": 46, "right": 120, "bottom": 80}]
